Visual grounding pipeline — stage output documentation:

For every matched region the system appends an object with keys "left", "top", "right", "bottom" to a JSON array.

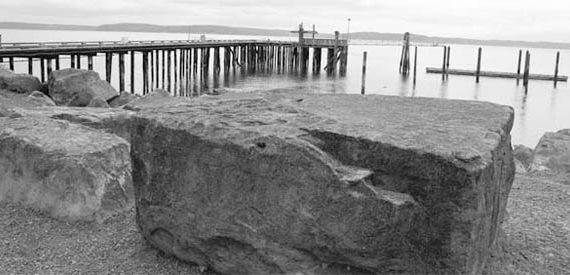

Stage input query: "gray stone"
[
  {"left": 531, "top": 129, "right": 570, "bottom": 177},
  {"left": 123, "top": 89, "right": 171, "bottom": 111},
  {"left": 0, "top": 116, "right": 133, "bottom": 221},
  {"left": 48, "top": 68, "right": 118, "bottom": 106},
  {"left": 0, "top": 68, "right": 42, "bottom": 94},
  {"left": 108, "top": 92, "right": 139, "bottom": 108},
  {"left": 87, "top": 96, "right": 110, "bottom": 108},
  {"left": 132, "top": 92, "right": 515, "bottom": 275},
  {"left": 513, "top": 145, "right": 533, "bottom": 173},
  {"left": 27, "top": 91, "right": 56, "bottom": 106}
]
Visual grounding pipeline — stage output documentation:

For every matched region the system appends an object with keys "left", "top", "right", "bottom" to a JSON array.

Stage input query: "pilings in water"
[
  {"left": 516, "top": 50, "right": 522, "bottom": 85},
  {"left": 476, "top": 47, "right": 482, "bottom": 83},
  {"left": 523, "top": 51, "right": 531, "bottom": 92},
  {"left": 361, "top": 51, "right": 367, "bottom": 95},
  {"left": 413, "top": 46, "right": 418, "bottom": 86},
  {"left": 554, "top": 51, "right": 560, "bottom": 88}
]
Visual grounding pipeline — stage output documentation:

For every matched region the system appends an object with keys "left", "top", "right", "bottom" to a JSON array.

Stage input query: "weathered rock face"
[
  {"left": 48, "top": 68, "right": 118, "bottom": 106},
  {"left": 0, "top": 68, "right": 42, "bottom": 94},
  {"left": 27, "top": 91, "right": 56, "bottom": 106},
  {"left": 531, "top": 129, "right": 570, "bottom": 177},
  {"left": 87, "top": 96, "right": 110, "bottom": 108},
  {"left": 10, "top": 106, "right": 135, "bottom": 142},
  {"left": 132, "top": 92, "right": 515, "bottom": 275},
  {"left": 108, "top": 92, "right": 139, "bottom": 108},
  {"left": 0, "top": 116, "right": 133, "bottom": 221}
]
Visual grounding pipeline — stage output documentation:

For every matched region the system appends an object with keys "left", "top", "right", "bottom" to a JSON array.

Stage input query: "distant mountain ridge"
[{"left": 2, "top": 21, "right": 570, "bottom": 50}]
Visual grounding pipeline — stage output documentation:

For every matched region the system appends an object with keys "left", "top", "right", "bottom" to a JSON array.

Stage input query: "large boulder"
[
  {"left": 0, "top": 68, "right": 42, "bottom": 94},
  {"left": 531, "top": 129, "right": 570, "bottom": 177},
  {"left": 1, "top": 89, "right": 54, "bottom": 108},
  {"left": 0, "top": 116, "right": 133, "bottom": 221},
  {"left": 131, "top": 92, "right": 515, "bottom": 275},
  {"left": 48, "top": 68, "right": 118, "bottom": 107}
]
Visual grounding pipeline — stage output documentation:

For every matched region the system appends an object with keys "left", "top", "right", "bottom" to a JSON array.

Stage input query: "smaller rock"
[
  {"left": 531, "top": 129, "right": 570, "bottom": 177},
  {"left": 0, "top": 68, "right": 42, "bottom": 94},
  {"left": 48, "top": 68, "right": 118, "bottom": 106},
  {"left": 27, "top": 91, "right": 56, "bottom": 106},
  {"left": 513, "top": 145, "right": 533, "bottom": 172},
  {"left": 123, "top": 89, "right": 172, "bottom": 111},
  {"left": 108, "top": 92, "right": 139, "bottom": 108},
  {"left": 87, "top": 97, "right": 110, "bottom": 108}
]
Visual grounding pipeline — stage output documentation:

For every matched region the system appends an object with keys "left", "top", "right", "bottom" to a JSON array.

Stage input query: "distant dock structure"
[{"left": 0, "top": 25, "right": 348, "bottom": 95}]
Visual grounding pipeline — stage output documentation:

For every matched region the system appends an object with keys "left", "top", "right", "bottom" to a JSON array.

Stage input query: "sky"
[{"left": 1, "top": 0, "right": 569, "bottom": 43}]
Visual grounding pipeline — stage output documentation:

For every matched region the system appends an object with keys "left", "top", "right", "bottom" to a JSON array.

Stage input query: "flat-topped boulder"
[
  {"left": 132, "top": 92, "right": 515, "bottom": 275},
  {"left": 0, "top": 116, "right": 133, "bottom": 221},
  {"left": 48, "top": 68, "right": 118, "bottom": 106},
  {"left": 0, "top": 68, "right": 42, "bottom": 94}
]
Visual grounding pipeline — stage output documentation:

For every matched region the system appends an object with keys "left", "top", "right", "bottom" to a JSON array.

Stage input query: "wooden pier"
[
  {"left": 426, "top": 67, "right": 568, "bottom": 82},
  {"left": 0, "top": 30, "right": 348, "bottom": 95}
]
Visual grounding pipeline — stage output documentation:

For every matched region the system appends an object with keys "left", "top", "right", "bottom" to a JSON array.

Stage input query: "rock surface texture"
[
  {"left": 0, "top": 68, "right": 42, "bottom": 94},
  {"left": 0, "top": 117, "right": 133, "bottom": 221},
  {"left": 132, "top": 92, "right": 515, "bottom": 275},
  {"left": 48, "top": 69, "right": 118, "bottom": 107}
]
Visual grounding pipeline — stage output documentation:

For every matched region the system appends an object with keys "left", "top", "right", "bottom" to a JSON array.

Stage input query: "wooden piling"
[
  {"left": 142, "top": 51, "right": 149, "bottom": 95},
  {"left": 516, "top": 50, "right": 522, "bottom": 85},
  {"left": 167, "top": 50, "right": 172, "bottom": 92},
  {"left": 413, "top": 46, "right": 418, "bottom": 85},
  {"left": 476, "top": 47, "right": 482, "bottom": 83},
  {"left": 70, "top": 54, "right": 76, "bottom": 68},
  {"left": 523, "top": 50, "right": 531, "bottom": 89},
  {"left": 442, "top": 46, "right": 447, "bottom": 81},
  {"left": 8, "top": 57, "right": 14, "bottom": 71},
  {"left": 150, "top": 49, "right": 154, "bottom": 90},
  {"left": 154, "top": 50, "right": 159, "bottom": 89},
  {"left": 28, "top": 58, "right": 33, "bottom": 75},
  {"left": 361, "top": 51, "right": 367, "bottom": 95},
  {"left": 313, "top": 48, "right": 322, "bottom": 73},
  {"left": 105, "top": 53, "right": 112, "bottom": 83},
  {"left": 130, "top": 51, "right": 135, "bottom": 93},
  {"left": 47, "top": 58, "right": 53, "bottom": 76},
  {"left": 55, "top": 56, "right": 60, "bottom": 70},
  {"left": 333, "top": 31, "right": 340, "bottom": 73},
  {"left": 77, "top": 55, "right": 81, "bottom": 69},
  {"left": 193, "top": 48, "right": 198, "bottom": 76},
  {"left": 161, "top": 50, "right": 166, "bottom": 89},
  {"left": 40, "top": 58, "right": 45, "bottom": 82},
  {"left": 554, "top": 51, "right": 560, "bottom": 88},
  {"left": 119, "top": 53, "right": 125, "bottom": 92},
  {"left": 446, "top": 46, "right": 451, "bottom": 79},
  {"left": 399, "top": 32, "right": 411, "bottom": 75},
  {"left": 174, "top": 49, "right": 178, "bottom": 95},
  {"left": 88, "top": 55, "right": 93, "bottom": 70}
]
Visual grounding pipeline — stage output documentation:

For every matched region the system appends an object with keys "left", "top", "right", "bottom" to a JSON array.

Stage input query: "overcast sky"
[{"left": 1, "top": 0, "right": 569, "bottom": 43}]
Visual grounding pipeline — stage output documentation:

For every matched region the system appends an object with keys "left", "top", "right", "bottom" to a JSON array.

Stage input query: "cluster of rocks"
[{"left": 0, "top": 67, "right": 535, "bottom": 274}]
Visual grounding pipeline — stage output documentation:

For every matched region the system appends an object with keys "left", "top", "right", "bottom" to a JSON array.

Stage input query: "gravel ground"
[{"left": 1, "top": 172, "right": 568, "bottom": 274}]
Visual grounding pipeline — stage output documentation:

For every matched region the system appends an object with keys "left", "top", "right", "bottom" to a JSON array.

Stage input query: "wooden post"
[
  {"left": 193, "top": 48, "right": 198, "bottom": 76},
  {"left": 446, "top": 46, "right": 451, "bottom": 79},
  {"left": 161, "top": 50, "right": 166, "bottom": 89},
  {"left": 441, "top": 46, "right": 447, "bottom": 81},
  {"left": 77, "top": 55, "right": 81, "bottom": 69},
  {"left": 105, "top": 53, "right": 112, "bottom": 83},
  {"left": 143, "top": 51, "right": 149, "bottom": 95},
  {"left": 333, "top": 31, "right": 340, "bottom": 74},
  {"left": 476, "top": 47, "right": 482, "bottom": 83},
  {"left": 413, "top": 46, "right": 418, "bottom": 85},
  {"left": 554, "top": 51, "right": 560, "bottom": 88},
  {"left": 130, "top": 51, "right": 135, "bottom": 93},
  {"left": 150, "top": 49, "right": 154, "bottom": 90},
  {"left": 55, "top": 55, "right": 60, "bottom": 70},
  {"left": 70, "top": 54, "right": 76, "bottom": 68},
  {"left": 119, "top": 53, "right": 125, "bottom": 92},
  {"left": 214, "top": 47, "right": 220, "bottom": 75},
  {"left": 47, "top": 58, "right": 52, "bottom": 76},
  {"left": 40, "top": 58, "right": 45, "bottom": 82},
  {"left": 361, "top": 51, "right": 367, "bottom": 95},
  {"left": 9, "top": 57, "right": 14, "bottom": 71},
  {"left": 516, "top": 50, "right": 522, "bottom": 85},
  {"left": 167, "top": 50, "right": 172, "bottom": 92},
  {"left": 174, "top": 49, "right": 178, "bottom": 95},
  {"left": 88, "top": 55, "right": 93, "bottom": 70},
  {"left": 523, "top": 51, "right": 531, "bottom": 92},
  {"left": 313, "top": 48, "right": 321, "bottom": 73},
  {"left": 28, "top": 57, "right": 33, "bottom": 75}
]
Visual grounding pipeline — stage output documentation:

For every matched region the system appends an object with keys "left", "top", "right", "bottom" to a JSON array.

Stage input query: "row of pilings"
[{"left": 0, "top": 42, "right": 349, "bottom": 96}]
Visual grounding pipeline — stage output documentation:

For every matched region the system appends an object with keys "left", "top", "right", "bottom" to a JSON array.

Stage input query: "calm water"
[{"left": 1, "top": 28, "right": 569, "bottom": 147}]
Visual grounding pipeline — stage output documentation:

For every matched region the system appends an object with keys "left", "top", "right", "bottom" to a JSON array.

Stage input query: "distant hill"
[{"left": 2, "top": 21, "right": 570, "bottom": 49}]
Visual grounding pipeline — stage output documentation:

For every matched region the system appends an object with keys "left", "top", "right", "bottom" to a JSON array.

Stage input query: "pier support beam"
[
  {"left": 119, "top": 53, "right": 125, "bottom": 92},
  {"left": 105, "top": 53, "right": 112, "bottom": 83}
]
